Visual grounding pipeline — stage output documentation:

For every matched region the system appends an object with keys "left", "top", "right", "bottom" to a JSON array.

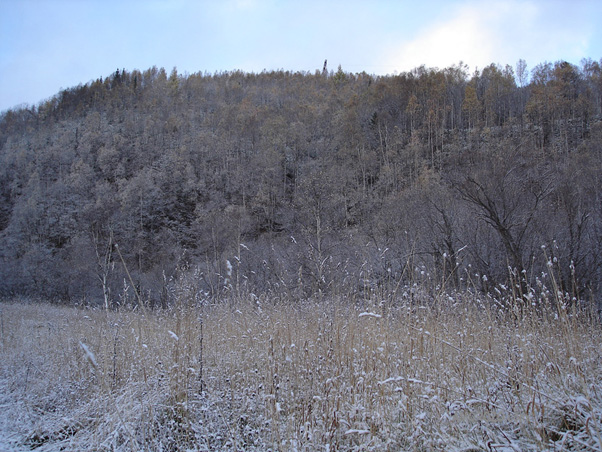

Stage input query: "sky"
[{"left": 1, "top": 0, "right": 601, "bottom": 112}]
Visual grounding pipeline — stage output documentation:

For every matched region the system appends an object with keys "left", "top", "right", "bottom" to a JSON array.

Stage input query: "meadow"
[{"left": 0, "top": 287, "right": 601, "bottom": 451}]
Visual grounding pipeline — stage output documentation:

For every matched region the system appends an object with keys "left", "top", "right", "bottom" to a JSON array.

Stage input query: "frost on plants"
[{"left": 0, "top": 292, "right": 601, "bottom": 451}]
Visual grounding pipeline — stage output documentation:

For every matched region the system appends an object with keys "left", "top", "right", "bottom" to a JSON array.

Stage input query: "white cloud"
[
  {"left": 396, "top": 6, "right": 495, "bottom": 70},
  {"left": 382, "top": 0, "right": 592, "bottom": 73}
]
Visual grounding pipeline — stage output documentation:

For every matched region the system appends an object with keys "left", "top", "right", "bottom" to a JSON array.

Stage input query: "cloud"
[
  {"left": 383, "top": 2, "right": 518, "bottom": 71},
  {"left": 382, "top": 0, "right": 592, "bottom": 73},
  {"left": 398, "top": 7, "right": 494, "bottom": 70}
]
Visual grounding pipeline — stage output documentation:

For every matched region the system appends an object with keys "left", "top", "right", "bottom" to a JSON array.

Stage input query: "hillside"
[{"left": 0, "top": 61, "right": 601, "bottom": 306}]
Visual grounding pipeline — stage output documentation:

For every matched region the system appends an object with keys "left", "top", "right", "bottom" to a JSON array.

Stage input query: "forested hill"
[{"left": 1, "top": 61, "right": 601, "bottom": 306}]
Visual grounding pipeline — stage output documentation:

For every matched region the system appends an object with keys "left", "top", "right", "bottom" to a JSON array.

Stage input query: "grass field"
[{"left": 0, "top": 290, "right": 601, "bottom": 451}]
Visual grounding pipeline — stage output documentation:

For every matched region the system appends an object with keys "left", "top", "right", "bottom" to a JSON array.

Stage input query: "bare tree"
[{"left": 452, "top": 145, "right": 554, "bottom": 290}]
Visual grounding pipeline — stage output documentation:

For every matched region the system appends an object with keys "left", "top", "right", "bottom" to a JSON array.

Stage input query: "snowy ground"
[{"left": 1, "top": 295, "right": 601, "bottom": 451}]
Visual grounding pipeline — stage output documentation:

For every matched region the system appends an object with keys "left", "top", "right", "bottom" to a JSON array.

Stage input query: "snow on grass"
[
  {"left": 358, "top": 311, "right": 382, "bottom": 319},
  {"left": 0, "top": 293, "right": 600, "bottom": 451}
]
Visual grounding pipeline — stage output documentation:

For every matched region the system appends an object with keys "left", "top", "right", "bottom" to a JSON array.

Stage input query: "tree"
[
  {"left": 527, "top": 62, "right": 554, "bottom": 150},
  {"left": 516, "top": 59, "right": 528, "bottom": 88},
  {"left": 462, "top": 82, "right": 480, "bottom": 129},
  {"left": 452, "top": 144, "right": 553, "bottom": 290},
  {"left": 1, "top": 61, "right": 601, "bottom": 303},
  {"left": 515, "top": 59, "right": 529, "bottom": 127}
]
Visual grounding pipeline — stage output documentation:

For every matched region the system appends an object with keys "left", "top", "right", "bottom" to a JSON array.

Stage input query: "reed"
[{"left": 0, "top": 286, "right": 600, "bottom": 451}]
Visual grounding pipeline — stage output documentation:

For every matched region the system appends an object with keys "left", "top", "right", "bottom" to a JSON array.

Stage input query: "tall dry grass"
[{"left": 0, "top": 288, "right": 600, "bottom": 451}]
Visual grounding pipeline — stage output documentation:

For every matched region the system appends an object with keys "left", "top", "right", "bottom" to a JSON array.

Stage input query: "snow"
[
  {"left": 345, "top": 429, "right": 370, "bottom": 435},
  {"left": 1, "top": 299, "right": 601, "bottom": 451},
  {"left": 358, "top": 312, "right": 382, "bottom": 319},
  {"left": 79, "top": 341, "right": 98, "bottom": 368}
]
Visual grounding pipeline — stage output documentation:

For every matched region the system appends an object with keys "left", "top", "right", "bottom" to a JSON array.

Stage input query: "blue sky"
[{"left": 1, "top": 0, "right": 601, "bottom": 112}]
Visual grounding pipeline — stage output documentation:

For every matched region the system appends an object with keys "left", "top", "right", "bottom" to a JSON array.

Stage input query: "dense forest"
[{"left": 1, "top": 59, "right": 601, "bottom": 308}]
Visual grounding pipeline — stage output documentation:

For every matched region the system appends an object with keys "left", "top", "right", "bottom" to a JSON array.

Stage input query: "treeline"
[{"left": 1, "top": 60, "right": 601, "bottom": 306}]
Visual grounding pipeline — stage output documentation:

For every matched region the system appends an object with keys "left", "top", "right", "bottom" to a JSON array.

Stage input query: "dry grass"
[{"left": 0, "top": 290, "right": 601, "bottom": 451}]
